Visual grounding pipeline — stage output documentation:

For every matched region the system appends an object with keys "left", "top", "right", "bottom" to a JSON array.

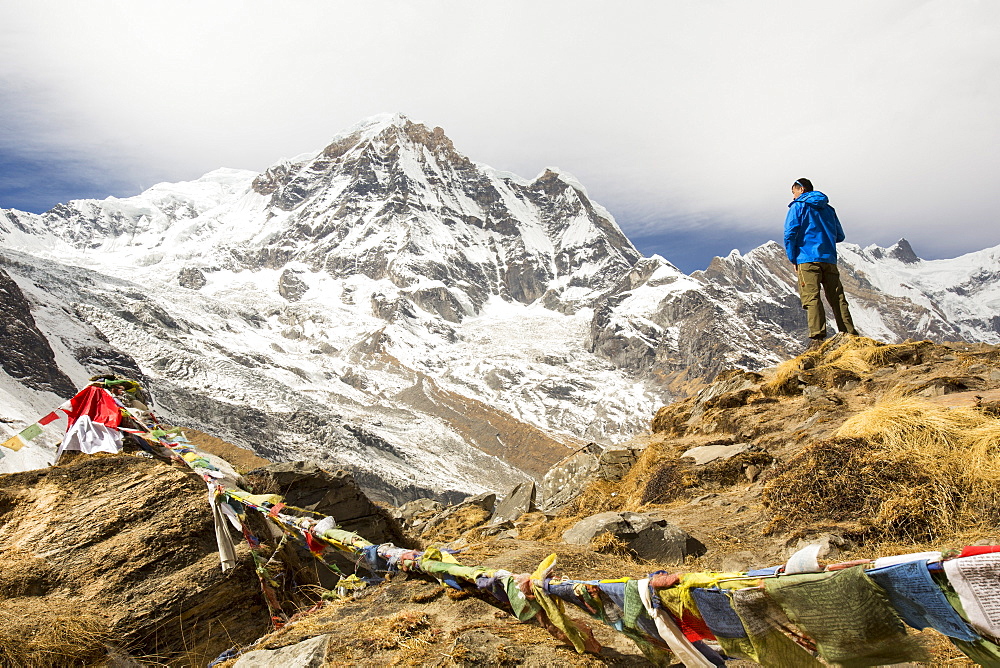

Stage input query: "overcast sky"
[{"left": 2, "top": 0, "right": 998, "bottom": 272}]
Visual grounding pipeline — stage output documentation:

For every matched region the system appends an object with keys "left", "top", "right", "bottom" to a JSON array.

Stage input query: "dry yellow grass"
[
  {"left": 420, "top": 505, "right": 490, "bottom": 543},
  {"left": 761, "top": 337, "right": 928, "bottom": 396},
  {"left": 760, "top": 355, "right": 808, "bottom": 396},
  {"left": 589, "top": 531, "right": 633, "bottom": 555},
  {"left": 181, "top": 428, "right": 271, "bottom": 474},
  {"left": 518, "top": 439, "right": 710, "bottom": 545},
  {"left": 764, "top": 396, "right": 1000, "bottom": 541},
  {"left": 0, "top": 598, "right": 112, "bottom": 668}
]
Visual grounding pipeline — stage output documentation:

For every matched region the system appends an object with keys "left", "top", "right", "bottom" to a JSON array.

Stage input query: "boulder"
[
  {"left": 244, "top": 461, "right": 406, "bottom": 547},
  {"left": 235, "top": 633, "right": 329, "bottom": 667},
  {"left": 563, "top": 512, "right": 633, "bottom": 544},
  {"left": 597, "top": 447, "right": 640, "bottom": 482},
  {"left": 490, "top": 481, "right": 536, "bottom": 525},
  {"left": 177, "top": 267, "right": 207, "bottom": 290},
  {"left": 278, "top": 268, "right": 309, "bottom": 302},
  {"left": 458, "top": 491, "right": 497, "bottom": 512},
  {"left": 389, "top": 498, "right": 443, "bottom": 534},
  {"left": 681, "top": 442, "right": 751, "bottom": 466},
  {"left": 563, "top": 511, "right": 706, "bottom": 563},
  {"left": 537, "top": 448, "right": 601, "bottom": 511},
  {"left": 392, "top": 498, "right": 443, "bottom": 523}
]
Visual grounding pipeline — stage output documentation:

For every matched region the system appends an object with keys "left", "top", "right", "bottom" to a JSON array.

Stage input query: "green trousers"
[{"left": 797, "top": 262, "right": 857, "bottom": 340}]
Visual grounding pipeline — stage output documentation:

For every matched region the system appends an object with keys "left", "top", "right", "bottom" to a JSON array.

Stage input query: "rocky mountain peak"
[
  {"left": 252, "top": 115, "right": 466, "bottom": 203},
  {"left": 888, "top": 238, "right": 921, "bottom": 263},
  {"left": 239, "top": 114, "right": 642, "bottom": 316}
]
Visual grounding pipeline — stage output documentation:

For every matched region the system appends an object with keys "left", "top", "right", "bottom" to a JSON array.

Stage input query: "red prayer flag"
[
  {"left": 959, "top": 545, "right": 1000, "bottom": 558},
  {"left": 38, "top": 411, "right": 61, "bottom": 426},
  {"left": 66, "top": 386, "right": 122, "bottom": 430}
]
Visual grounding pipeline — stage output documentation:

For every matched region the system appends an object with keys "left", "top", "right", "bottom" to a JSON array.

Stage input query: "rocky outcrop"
[
  {"left": 490, "top": 481, "right": 536, "bottom": 524},
  {"left": 563, "top": 511, "right": 707, "bottom": 563},
  {"left": 537, "top": 446, "right": 602, "bottom": 511},
  {"left": 177, "top": 267, "right": 207, "bottom": 289},
  {"left": 0, "top": 455, "right": 267, "bottom": 663},
  {"left": 243, "top": 461, "right": 407, "bottom": 548},
  {"left": 537, "top": 443, "right": 647, "bottom": 511},
  {"left": 0, "top": 266, "right": 76, "bottom": 397},
  {"left": 391, "top": 492, "right": 497, "bottom": 540},
  {"left": 278, "top": 268, "right": 308, "bottom": 301}
]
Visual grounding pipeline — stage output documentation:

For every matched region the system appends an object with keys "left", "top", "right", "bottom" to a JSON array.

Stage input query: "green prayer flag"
[
  {"left": 18, "top": 423, "right": 42, "bottom": 441},
  {"left": 764, "top": 566, "right": 928, "bottom": 667},
  {"left": 504, "top": 578, "right": 540, "bottom": 622},
  {"left": 623, "top": 579, "right": 644, "bottom": 630},
  {"left": 731, "top": 587, "right": 823, "bottom": 667}
]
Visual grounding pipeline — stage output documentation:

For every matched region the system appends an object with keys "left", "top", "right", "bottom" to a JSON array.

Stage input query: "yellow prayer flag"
[
  {"left": 1, "top": 434, "right": 25, "bottom": 451},
  {"left": 531, "top": 553, "right": 558, "bottom": 580}
]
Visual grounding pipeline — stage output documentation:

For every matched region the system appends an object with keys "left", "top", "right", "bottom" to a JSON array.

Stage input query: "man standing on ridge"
[{"left": 784, "top": 178, "right": 858, "bottom": 350}]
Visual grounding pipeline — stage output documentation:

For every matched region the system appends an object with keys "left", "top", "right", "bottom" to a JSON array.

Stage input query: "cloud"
[{"left": 1, "top": 0, "right": 998, "bottom": 267}]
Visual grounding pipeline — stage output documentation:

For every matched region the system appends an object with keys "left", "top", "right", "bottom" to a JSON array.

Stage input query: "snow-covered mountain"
[
  {"left": 0, "top": 114, "right": 655, "bottom": 501},
  {"left": 592, "top": 238, "right": 1000, "bottom": 383},
  {"left": 2, "top": 112, "right": 998, "bottom": 500}
]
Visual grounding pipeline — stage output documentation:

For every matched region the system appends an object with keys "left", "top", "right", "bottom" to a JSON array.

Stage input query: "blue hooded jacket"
[{"left": 784, "top": 190, "right": 845, "bottom": 264}]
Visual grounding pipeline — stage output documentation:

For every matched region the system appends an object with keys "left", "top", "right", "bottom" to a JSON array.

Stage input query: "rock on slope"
[
  {"left": 0, "top": 445, "right": 409, "bottom": 666},
  {"left": 0, "top": 454, "right": 266, "bottom": 663}
]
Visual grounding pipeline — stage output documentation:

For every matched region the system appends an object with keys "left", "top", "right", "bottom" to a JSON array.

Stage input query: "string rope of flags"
[
  {"left": 8, "top": 383, "right": 1000, "bottom": 666},
  {"left": 1, "top": 406, "right": 69, "bottom": 453},
  {"left": 121, "top": 401, "right": 1000, "bottom": 666}
]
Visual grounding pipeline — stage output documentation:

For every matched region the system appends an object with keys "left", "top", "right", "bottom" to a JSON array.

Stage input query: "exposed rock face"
[
  {"left": 0, "top": 455, "right": 267, "bottom": 663},
  {"left": 23, "top": 115, "right": 639, "bottom": 320},
  {"left": 178, "top": 267, "right": 208, "bottom": 289},
  {"left": 278, "top": 268, "right": 308, "bottom": 301},
  {"left": 0, "top": 266, "right": 76, "bottom": 398},
  {"left": 244, "top": 461, "right": 406, "bottom": 547},
  {"left": 681, "top": 442, "right": 752, "bottom": 466},
  {"left": 562, "top": 511, "right": 707, "bottom": 563},
  {"left": 490, "top": 481, "right": 537, "bottom": 524},
  {"left": 588, "top": 252, "right": 797, "bottom": 382},
  {"left": 537, "top": 446, "right": 602, "bottom": 511},
  {"left": 234, "top": 634, "right": 329, "bottom": 668}
]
